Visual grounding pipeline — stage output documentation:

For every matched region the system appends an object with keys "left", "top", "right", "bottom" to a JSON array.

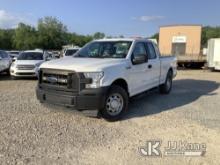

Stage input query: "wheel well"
[
  {"left": 111, "top": 79, "right": 129, "bottom": 96},
  {"left": 168, "top": 68, "right": 173, "bottom": 75}
]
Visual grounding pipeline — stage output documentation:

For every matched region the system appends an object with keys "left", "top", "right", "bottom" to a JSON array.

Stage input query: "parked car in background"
[
  {"left": 52, "top": 51, "right": 61, "bottom": 58},
  {"left": 0, "top": 50, "right": 12, "bottom": 75},
  {"left": 36, "top": 38, "right": 177, "bottom": 121},
  {"left": 207, "top": 38, "right": 220, "bottom": 71},
  {"left": 7, "top": 51, "right": 20, "bottom": 61},
  {"left": 10, "top": 50, "right": 50, "bottom": 78},
  {"left": 63, "top": 47, "right": 80, "bottom": 57}
]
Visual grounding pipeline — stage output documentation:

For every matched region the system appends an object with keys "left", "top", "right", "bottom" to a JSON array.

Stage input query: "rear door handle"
[{"left": 148, "top": 64, "right": 152, "bottom": 69}]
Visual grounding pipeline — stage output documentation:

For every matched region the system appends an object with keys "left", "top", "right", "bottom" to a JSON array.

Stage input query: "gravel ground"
[{"left": 0, "top": 70, "right": 220, "bottom": 165}]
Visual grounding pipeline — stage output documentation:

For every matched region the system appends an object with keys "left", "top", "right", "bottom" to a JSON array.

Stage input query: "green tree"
[
  {"left": 0, "top": 29, "right": 15, "bottom": 50},
  {"left": 13, "top": 23, "right": 38, "bottom": 50},
  {"left": 37, "top": 16, "right": 68, "bottom": 50},
  {"left": 66, "top": 33, "right": 93, "bottom": 47},
  {"left": 93, "top": 32, "right": 105, "bottom": 39},
  {"left": 151, "top": 33, "right": 159, "bottom": 42},
  {"left": 201, "top": 26, "right": 220, "bottom": 48}
]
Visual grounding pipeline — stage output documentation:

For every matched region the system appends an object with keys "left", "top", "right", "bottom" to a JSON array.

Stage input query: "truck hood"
[{"left": 40, "top": 57, "right": 127, "bottom": 72}]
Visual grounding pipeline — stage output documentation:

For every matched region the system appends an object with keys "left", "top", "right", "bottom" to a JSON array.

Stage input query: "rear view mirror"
[{"left": 132, "top": 54, "right": 147, "bottom": 65}]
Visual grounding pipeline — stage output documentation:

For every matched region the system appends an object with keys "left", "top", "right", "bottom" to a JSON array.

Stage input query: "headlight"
[{"left": 83, "top": 72, "right": 104, "bottom": 88}]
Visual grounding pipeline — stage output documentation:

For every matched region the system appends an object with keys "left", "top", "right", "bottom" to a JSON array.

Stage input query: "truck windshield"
[
  {"left": 18, "top": 52, "right": 43, "bottom": 60},
  {"left": 75, "top": 41, "right": 132, "bottom": 58}
]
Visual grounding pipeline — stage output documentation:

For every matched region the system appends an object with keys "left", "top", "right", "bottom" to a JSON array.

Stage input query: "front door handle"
[{"left": 148, "top": 64, "right": 152, "bottom": 69}]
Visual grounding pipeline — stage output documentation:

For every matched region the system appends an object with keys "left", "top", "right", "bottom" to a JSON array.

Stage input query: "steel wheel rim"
[{"left": 106, "top": 93, "right": 124, "bottom": 116}]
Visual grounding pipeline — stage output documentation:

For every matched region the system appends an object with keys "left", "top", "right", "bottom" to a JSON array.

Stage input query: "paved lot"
[{"left": 0, "top": 70, "right": 220, "bottom": 165}]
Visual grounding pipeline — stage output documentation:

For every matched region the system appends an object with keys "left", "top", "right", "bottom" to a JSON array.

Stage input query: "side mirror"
[
  {"left": 13, "top": 57, "right": 17, "bottom": 62},
  {"left": 0, "top": 57, "right": 2, "bottom": 60},
  {"left": 132, "top": 54, "right": 147, "bottom": 65}
]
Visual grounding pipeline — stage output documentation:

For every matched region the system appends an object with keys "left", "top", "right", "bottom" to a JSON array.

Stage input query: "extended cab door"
[
  {"left": 128, "top": 42, "right": 151, "bottom": 96},
  {"left": 144, "top": 42, "right": 161, "bottom": 88}
]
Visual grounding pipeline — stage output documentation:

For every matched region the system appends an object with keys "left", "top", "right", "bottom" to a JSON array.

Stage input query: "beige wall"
[{"left": 159, "top": 25, "right": 202, "bottom": 55}]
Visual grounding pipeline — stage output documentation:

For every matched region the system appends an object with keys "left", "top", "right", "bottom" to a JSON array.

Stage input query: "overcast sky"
[{"left": 0, "top": 0, "right": 219, "bottom": 37}]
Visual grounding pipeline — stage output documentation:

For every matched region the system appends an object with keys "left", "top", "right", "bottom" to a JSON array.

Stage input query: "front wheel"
[
  {"left": 100, "top": 85, "right": 128, "bottom": 121},
  {"left": 6, "top": 69, "right": 10, "bottom": 75},
  {"left": 160, "top": 70, "right": 173, "bottom": 94}
]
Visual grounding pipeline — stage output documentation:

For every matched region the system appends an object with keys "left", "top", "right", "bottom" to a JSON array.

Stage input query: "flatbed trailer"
[{"left": 176, "top": 54, "right": 206, "bottom": 68}]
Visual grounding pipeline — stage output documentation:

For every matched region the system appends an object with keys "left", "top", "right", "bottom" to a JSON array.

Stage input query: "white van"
[{"left": 10, "top": 50, "right": 49, "bottom": 78}]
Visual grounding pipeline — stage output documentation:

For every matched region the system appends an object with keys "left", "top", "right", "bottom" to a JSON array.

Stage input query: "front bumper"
[
  {"left": 10, "top": 68, "right": 38, "bottom": 77},
  {"left": 36, "top": 86, "right": 109, "bottom": 110}
]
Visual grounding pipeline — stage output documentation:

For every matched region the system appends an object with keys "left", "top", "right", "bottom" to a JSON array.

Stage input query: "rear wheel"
[
  {"left": 160, "top": 70, "right": 173, "bottom": 94},
  {"left": 100, "top": 85, "right": 128, "bottom": 121}
]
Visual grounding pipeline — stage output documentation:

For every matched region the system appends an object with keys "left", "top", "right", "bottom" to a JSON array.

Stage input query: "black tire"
[
  {"left": 184, "top": 63, "right": 192, "bottom": 68},
  {"left": 6, "top": 69, "right": 10, "bottom": 75},
  {"left": 11, "top": 76, "right": 17, "bottom": 80},
  {"left": 160, "top": 70, "right": 173, "bottom": 94},
  {"left": 100, "top": 85, "right": 128, "bottom": 121}
]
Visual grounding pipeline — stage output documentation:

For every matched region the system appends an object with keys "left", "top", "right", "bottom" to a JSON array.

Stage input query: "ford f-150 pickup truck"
[{"left": 36, "top": 38, "right": 177, "bottom": 121}]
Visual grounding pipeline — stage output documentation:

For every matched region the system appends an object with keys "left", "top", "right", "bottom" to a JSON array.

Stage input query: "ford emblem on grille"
[{"left": 45, "top": 76, "right": 58, "bottom": 83}]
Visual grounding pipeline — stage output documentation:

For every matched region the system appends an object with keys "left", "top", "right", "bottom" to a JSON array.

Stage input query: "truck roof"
[{"left": 95, "top": 38, "right": 152, "bottom": 42}]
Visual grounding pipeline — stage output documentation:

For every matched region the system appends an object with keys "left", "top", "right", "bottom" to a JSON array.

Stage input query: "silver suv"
[{"left": 0, "top": 50, "right": 12, "bottom": 75}]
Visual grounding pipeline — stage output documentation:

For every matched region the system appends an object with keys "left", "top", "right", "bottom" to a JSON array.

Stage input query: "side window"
[
  {"left": 133, "top": 42, "right": 147, "bottom": 57},
  {"left": 88, "top": 43, "right": 100, "bottom": 57},
  {"left": 146, "top": 43, "right": 157, "bottom": 59},
  {"left": 153, "top": 44, "right": 161, "bottom": 57}
]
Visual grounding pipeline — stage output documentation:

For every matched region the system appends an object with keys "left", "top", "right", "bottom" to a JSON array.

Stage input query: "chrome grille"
[
  {"left": 17, "top": 65, "right": 35, "bottom": 70},
  {"left": 42, "top": 73, "right": 68, "bottom": 87},
  {"left": 40, "top": 69, "right": 80, "bottom": 92}
]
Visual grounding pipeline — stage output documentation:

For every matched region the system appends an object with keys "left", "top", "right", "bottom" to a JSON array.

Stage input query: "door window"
[
  {"left": 133, "top": 42, "right": 147, "bottom": 58},
  {"left": 146, "top": 43, "right": 157, "bottom": 59}
]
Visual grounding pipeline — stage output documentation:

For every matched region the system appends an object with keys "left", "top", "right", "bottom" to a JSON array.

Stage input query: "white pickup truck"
[{"left": 36, "top": 38, "right": 177, "bottom": 121}]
